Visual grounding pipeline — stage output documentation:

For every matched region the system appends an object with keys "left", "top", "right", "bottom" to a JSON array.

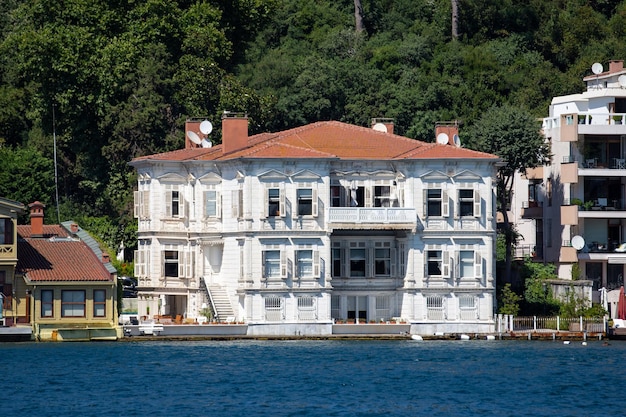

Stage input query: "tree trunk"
[
  {"left": 354, "top": 0, "right": 364, "bottom": 32},
  {"left": 499, "top": 185, "right": 513, "bottom": 288},
  {"left": 451, "top": 0, "right": 459, "bottom": 39}
]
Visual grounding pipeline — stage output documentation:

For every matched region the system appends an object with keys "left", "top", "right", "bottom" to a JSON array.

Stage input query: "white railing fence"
[{"left": 497, "top": 315, "right": 606, "bottom": 333}]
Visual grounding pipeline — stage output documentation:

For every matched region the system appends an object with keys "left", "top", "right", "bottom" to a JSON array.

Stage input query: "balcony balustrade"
[{"left": 327, "top": 207, "right": 417, "bottom": 228}]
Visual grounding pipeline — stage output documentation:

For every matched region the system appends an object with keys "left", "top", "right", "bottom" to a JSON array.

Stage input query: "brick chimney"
[
  {"left": 221, "top": 112, "right": 248, "bottom": 155},
  {"left": 102, "top": 252, "right": 110, "bottom": 263},
  {"left": 70, "top": 223, "right": 79, "bottom": 234},
  {"left": 371, "top": 118, "right": 394, "bottom": 134},
  {"left": 435, "top": 121, "right": 460, "bottom": 146},
  {"left": 28, "top": 201, "right": 45, "bottom": 236},
  {"left": 610, "top": 60, "right": 624, "bottom": 74}
]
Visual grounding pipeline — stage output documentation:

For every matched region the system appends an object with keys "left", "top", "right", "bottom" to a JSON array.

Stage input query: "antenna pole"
[{"left": 52, "top": 103, "right": 61, "bottom": 224}]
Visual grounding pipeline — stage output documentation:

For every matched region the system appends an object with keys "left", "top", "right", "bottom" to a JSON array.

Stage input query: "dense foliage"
[{"left": 2, "top": 0, "right": 626, "bottom": 258}]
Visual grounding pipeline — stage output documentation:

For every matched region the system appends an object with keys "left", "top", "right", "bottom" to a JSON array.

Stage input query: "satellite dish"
[
  {"left": 618, "top": 75, "right": 626, "bottom": 88},
  {"left": 187, "top": 131, "right": 201, "bottom": 145},
  {"left": 572, "top": 235, "right": 585, "bottom": 250},
  {"left": 592, "top": 62, "right": 603, "bottom": 75},
  {"left": 373, "top": 123, "right": 388, "bottom": 133},
  {"left": 453, "top": 134, "right": 461, "bottom": 147},
  {"left": 436, "top": 132, "right": 449, "bottom": 145},
  {"left": 200, "top": 120, "right": 213, "bottom": 135},
  {"left": 201, "top": 139, "right": 212, "bottom": 148}
]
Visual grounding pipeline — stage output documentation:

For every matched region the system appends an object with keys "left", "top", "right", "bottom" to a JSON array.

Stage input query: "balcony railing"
[{"left": 327, "top": 207, "right": 417, "bottom": 224}]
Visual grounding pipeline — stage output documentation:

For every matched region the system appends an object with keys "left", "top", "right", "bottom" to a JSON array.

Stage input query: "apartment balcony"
[
  {"left": 521, "top": 201, "right": 543, "bottom": 219},
  {"left": 327, "top": 207, "right": 417, "bottom": 230},
  {"left": 560, "top": 204, "right": 578, "bottom": 226},
  {"left": 576, "top": 112, "right": 626, "bottom": 135},
  {"left": 525, "top": 166, "right": 543, "bottom": 180}
]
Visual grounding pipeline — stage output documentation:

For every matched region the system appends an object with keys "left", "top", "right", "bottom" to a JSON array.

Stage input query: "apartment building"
[{"left": 513, "top": 60, "right": 626, "bottom": 304}]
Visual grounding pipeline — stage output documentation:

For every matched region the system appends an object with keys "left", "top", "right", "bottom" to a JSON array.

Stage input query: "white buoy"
[
  {"left": 563, "top": 341, "right": 571, "bottom": 345},
  {"left": 411, "top": 334, "right": 423, "bottom": 341},
  {"left": 460, "top": 334, "right": 470, "bottom": 340},
  {"left": 582, "top": 342, "right": 587, "bottom": 346},
  {"left": 486, "top": 335, "right": 496, "bottom": 340}
]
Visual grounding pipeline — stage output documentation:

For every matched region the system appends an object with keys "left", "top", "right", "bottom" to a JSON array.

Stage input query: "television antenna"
[
  {"left": 436, "top": 132, "right": 449, "bottom": 145},
  {"left": 572, "top": 235, "right": 585, "bottom": 251},
  {"left": 372, "top": 122, "right": 388, "bottom": 133},
  {"left": 187, "top": 130, "right": 202, "bottom": 145},
  {"left": 52, "top": 104, "right": 61, "bottom": 224},
  {"left": 200, "top": 120, "right": 213, "bottom": 135}
]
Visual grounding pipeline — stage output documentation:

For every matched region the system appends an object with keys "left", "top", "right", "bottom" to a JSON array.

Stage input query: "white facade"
[
  {"left": 512, "top": 60, "right": 626, "bottom": 306},
  {"left": 130, "top": 118, "right": 499, "bottom": 334}
]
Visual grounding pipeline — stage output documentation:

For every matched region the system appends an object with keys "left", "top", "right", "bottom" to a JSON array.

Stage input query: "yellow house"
[
  {"left": 0, "top": 197, "right": 25, "bottom": 329},
  {"left": 16, "top": 202, "right": 121, "bottom": 341}
]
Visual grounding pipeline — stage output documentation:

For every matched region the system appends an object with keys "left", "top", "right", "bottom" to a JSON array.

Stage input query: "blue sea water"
[{"left": 1, "top": 339, "right": 624, "bottom": 417}]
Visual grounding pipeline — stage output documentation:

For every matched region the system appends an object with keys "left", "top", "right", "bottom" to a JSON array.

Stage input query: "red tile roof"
[
  {"left": 131, "top": 121, "right": 498, "bottom": 163},
  {"left": 16, "top": 225, "right": 113, "bottom": 282}
]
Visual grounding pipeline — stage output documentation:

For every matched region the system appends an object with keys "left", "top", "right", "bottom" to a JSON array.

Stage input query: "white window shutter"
[
  {"left": 442, "top": 190, "right": 449, "bottom": 217},
  {"left": 340, "top": 247, "right": 346, "bottom": 277},
  {"left": 390, "top": 248, "right": 397, "bottom": 276},
  {"left": 423, "top": 189, "right": 428, "bottom": 217},
  {"left": 134, "top": 250, "right": 140, "bottom": 276},
  {"left": 442, "top": 250, "right": 450, "bottom": 277},
  {"left": 279, "top": 185, "right": 286, "bottom": 218},
  {"left": 178, "top": 251, "right": 186, "bottom": 277},
  {"left": 280, "top": 250, "right": 287, "bottom": 278},
  {"left": 203, "top": 191, "right": 209, "bottom": 217},
  {"left": 474, "top": 190, "right": 481, "bottom": 217},
  {"left": 161, "top": 251, "right": 165, "bottom": 277},
  {"left": 365, "top": 186, "right": 372, "bottom": 207},
  {"left": 455, "top": 251, "right": 460, "bottom": 279},
  {"left": 263, "top": 188, "right": 269, "bottom": 218},
  {"left": 424, "top": 251, "right": 428, "bottom": 277},
  {"left": 133, "top": 191, "right": 139, "bottom": 218},
  {"left": 179, "top": 195, "right": 186, "bottom": 218},
  {"left": 475, "top": 251, "right": 482, "bottom": 278},
  {"left": 368, "top": 247, "right": 374, "bottom": 277},
  {"left": 216, "top": 191, "right": 222, "bottom": 219},
  {"left": 233, "top": 190, "right": 241, "bottom": 218},
  {"left": 262, "top": 251, "right": 267, "bottom": 279},
  {"left": 165, "top": 191, "right": 172, "bottom": 217},
  {"left": 313, "top": 250, "right": 320, "bottom": 277},
  {"left": 142, "top": 191, "right": 150, "bottom": 218},
  {"left": 312, "top": 188, "right": 318, "bottom": 217},
  {"left": 186, "top": 250, "right": 194, "bottom": 278}
]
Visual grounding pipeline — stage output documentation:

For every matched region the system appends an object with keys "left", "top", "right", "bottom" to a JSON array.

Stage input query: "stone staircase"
[{"left": 203, "top": 279, "right": 235, "bottom": 322}]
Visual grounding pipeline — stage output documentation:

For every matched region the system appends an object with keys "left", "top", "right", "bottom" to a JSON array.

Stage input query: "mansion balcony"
[
  {"left": 327, "top": 207, "right": 417, "bottom": 231},
  {"left": 0, "top": 244, "right": 17, "bottom": 260}
]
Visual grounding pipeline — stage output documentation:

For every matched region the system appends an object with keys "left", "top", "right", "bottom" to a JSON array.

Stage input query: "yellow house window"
[
  {"left": 93, "top": 290, "right": 106, "bottom": 317},
  {"left": 41, "top": 290, "right": 53, "bottom": 318}
]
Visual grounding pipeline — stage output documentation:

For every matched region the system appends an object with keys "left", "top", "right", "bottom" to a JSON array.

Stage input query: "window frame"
[
  {"left": 61, "top": 290, "right": 86, "bottom": 318},
  {"left": 93, "top": 289, "right": 106, "bottom": 318},
  {"left": 349, "top": 248, "right": 366, "bottom": 277},
  {"left": 203, "top": 189, "right": 222, "bottom": 219},
  {"left": 163, "top": 250, "right": 179, "bottom": 278},
  {"left": 425, "top": 188, "right": 449, "bottom": 217},
  {"left": 41, "top": 289, "right": 54, "bottom": 318},
  {"left": 263, "top": 250, "right": 283, "bottom": 280}
]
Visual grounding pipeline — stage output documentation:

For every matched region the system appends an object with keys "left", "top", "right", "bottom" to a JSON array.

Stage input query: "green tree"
[
  {"left": 464, "top": 105, "right": 551, "bottom": 287},
  {"left": 498, "top": 283, "right": 521, "bottom": 315},
  {"left": 0, "top": 146, "right": 54, "bottom": 212}
]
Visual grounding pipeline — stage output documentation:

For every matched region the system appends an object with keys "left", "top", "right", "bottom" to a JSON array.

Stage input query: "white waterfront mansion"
[{"left": 129, "top": 114, "right": 500, "bottom": 335}]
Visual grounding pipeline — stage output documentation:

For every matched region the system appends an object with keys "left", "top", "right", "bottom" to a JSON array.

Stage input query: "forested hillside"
[{"left": 1, "top": 0, "right": 625, "bottom": 255}]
